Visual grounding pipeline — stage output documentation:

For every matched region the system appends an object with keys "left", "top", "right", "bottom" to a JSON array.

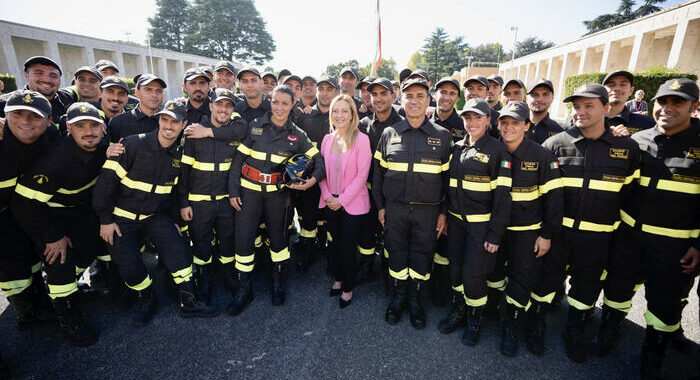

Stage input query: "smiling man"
[
  {"left": 57, "top": 66, "right": 103, "bottom": 107},
  {"left": 98, "top": 76, "right": 129, "bottom": 123},
  {"left": 602, "top": 70, "right": 655, "bottom": 135},
  {"left": 526, "top": 79, "right": 564, "bottom": 144},
  {"left": 107, "top": 74, "right": 166, "bottom": 143}
]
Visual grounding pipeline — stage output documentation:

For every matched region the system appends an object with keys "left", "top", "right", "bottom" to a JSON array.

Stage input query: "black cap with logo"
[
  {"left": 100, "top": 76, "right": 129, "bottom": 92},
  {"left": 463, "top": 75, "right": 489, "bottom": 88},
  {"left": 73, "top": 66, "right": 103, "bottom": 81},
  {"left": 3, "top": 90, "right": 52, "bottom": 118},
  {"left": 652, "top": 78, "right": 699, "bottom": 101},
  {"left": 24, "top": 56, "right": 62, "bottom": 75},
  {"left": 459, "top": 98, "right": 490, "bottom": 117},
  {"left": 602, "top": 70, "right": 634, "bottom": 86},
  {"left": 563, "top": 83, "right": 609, "bottom": 103},
  {"left": 210, "top": 88, "right": 238, "bottom": 105},
  {"left": 435, "top": 77, "right": 461, "bottom": 92},
  {"left": 282, "top": 75, "right": 303, "bottom": 86},
  {"left": 339, "top": 67, "right": 359, "bottom": 81},
  {"left": 66, "top": 102, "right": 103, "bottom": 124},
  {"left": 487, "top": 74, "right": 504, "bottom": 87},
  {"left": 527, "top": 78, "right": 554, "bottom": 94},
  {"left": 498, "top": 101, "right": 530, "bottom": 121},
  {"left": 503, "top": 78, "right": 526, "bottom": 90},
  {"left": 214, "top": 60, "right": 237, "bottom": 75},
  {"left": 137, "top": 74, "right": 167, "bottom": 89},
  {"left": 409, "top": 70, "right": 430, "bottom": 82},
  {"left": 156, "top": 99, "right": 187, "bottom": 121},
  {"left": 94, "top": 59, "right": 119, "bottom": 73},
  {"left": 368, "top": 78, "right": 394, "bottom": 93},
  {"left": 237, "top": 67, "right": 261, "bottom": 80},
  {"left": 401, "top": 78, "right": 429, "bottom": 92},
  {"left": 184, "top": 68, "right": 210, "bottom": 83},
  {"left": 316, "top": 75, "right": 339, "bottom": 89}
]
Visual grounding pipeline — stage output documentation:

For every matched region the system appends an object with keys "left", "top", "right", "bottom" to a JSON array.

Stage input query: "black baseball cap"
[
  {"left": 157, "top": 99, "right": 187, "bottom": 121},
  {"left": 487, "top": 74, "right": 504, "bottom": 87},
  {"left": 503, "top": 78, "right": 526, "bottom": 90},
  {"left": 24, "top": 56, "right": 62, "bottom": 75},
  {"left": 214, "top": 60, "right": 237, "bottom": 75},
  {"left": 132, "top": 74, "right": 142, "bottom": 85},
  {"left": 409, "top": 70, "right": 430, "bottom": 82},
  {"left": 282, "top": 75, "right": 303, "bottom": 86},
  {"left": 199, "top": 66, "right": 213, "bottom": 76},
  {"left": 401, "top": 78, "right": 429, "bottom": 92},
  {"left": 237, "top": 67, "right": 261, "bottom": 79},
  {"left": 65, "top": 102, "right": 103, "bottom": 124},
  {"left": 459, "top": 98, "right": 490, "bottom": 117},
  {"left": 463, "top": 75, "right": 489, "bottom": 88},
  {"left": 652, "top": 78, "right": 699, "bottom": 101},
  {"left": 73, "top": 66, "right": 103, "bottom": 81},
  {"left": 3, "top": 90, "right": 51, "bottom": 118},
  {"left": 435, "top": 77, "right": 460, "bottom": 92},
  {"left": 391, "top": 80, "right": 400, "bottom": 87},
  {"left": 399, "top": 68, "right": 412, "bottom": 83},
  {"left": 498, "top": 101, "right": 530, "bottom": 121},
  {"left": 262, "top": 72, "right": 277, "bottom": 81},
  {"left": 368, "top": 78, "right": 393, "bottom": 93},
  {"left": 563, "top": 83, "right": 609, "bottom": 103},
  {"left": 211, "top": 88, "right": 238, "bottom": 105},
  {"left": 277, "top": 69, "right": 292, "bottom": 80},
  {"left": 316, "top": 75, "right": 338, "bottom": 89},
  {"left": 94, "top": 59, "right": 119, "bottom": 73},
  {"left": 100, "top": 76, "right": 129, "bottom": 92},
  {"left": 527, "top": 78, "right": 554, "bottom": 94},
  {"left": 184, "top": 67, "right": 209, "bottom": 83},
  {"left": 357, "top": 76, "right": 376, "bottom": 89},
  {"left": 137, "top": 74, "right": 167, "bottom": 89},
  {"left": 602, "top": 70, "right": 634, "bottom": 86},
  {"left": 302, "top": 75, "right": 317, "bottom": 84},
  {"left": 339, "top": 67, "right": 359, "bottom": 80}
]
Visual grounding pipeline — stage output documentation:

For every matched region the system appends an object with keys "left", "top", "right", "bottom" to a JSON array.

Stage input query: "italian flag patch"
[
  {"left": 550, "top": 162, "right": 559, "bottom": 169},
  {"left": 501, "top": 160, "right": 511, "bottom": 169}
]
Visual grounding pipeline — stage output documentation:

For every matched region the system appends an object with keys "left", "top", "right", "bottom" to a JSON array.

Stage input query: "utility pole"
[
  {"left": 147, "top": 32, "right": 154, "bottom": 74},
  {"left": 510, "top": 26, "right": 518, "bottom": 77},
  {"left": 464, "top": 56, "right": 474, "bottom": 77}
]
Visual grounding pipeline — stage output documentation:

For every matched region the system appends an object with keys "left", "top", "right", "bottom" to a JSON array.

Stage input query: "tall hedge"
[
  {"left": 124, "top": 78, "right": 136, "bottom": 95},
  {"left": 0, "top": 74, "right": 18, "bottom": 94},
  {"left": 563, "top": 67, "right": 697, "bottom": 112}
]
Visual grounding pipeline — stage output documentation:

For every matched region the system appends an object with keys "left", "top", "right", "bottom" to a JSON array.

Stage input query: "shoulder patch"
[
  {"left": 287, "top": 135, "right": 298, "bottom": 142},
  {"left": 473, "top": 153, "right": 490, "bottom": 163},
  {"left": 33, "top": 174, "right": 49, "bottom": 184},
  {"left": 520, "top": 161, "right": 538, "bottom": 171},
  {"left": 390, "top": 135, "right": 402, "bottom": 144},
  {"left": 251, "top": 127, "right": 263, "bottom": 136},
  {"left": 609, "top": 148, "right": 629, "bottom": 159}
]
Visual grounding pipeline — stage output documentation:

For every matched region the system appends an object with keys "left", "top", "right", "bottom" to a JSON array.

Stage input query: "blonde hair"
[{"left": 329, "top": 94, "right": 360, "bottom": 152}]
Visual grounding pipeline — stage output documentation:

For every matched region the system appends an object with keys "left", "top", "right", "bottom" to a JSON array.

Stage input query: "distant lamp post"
[
  {"left": 465, "top": 56, "right": 474, "bottom": 77},
  {"left": 510, "top": 26, "right": 518, "bottom": 77}
]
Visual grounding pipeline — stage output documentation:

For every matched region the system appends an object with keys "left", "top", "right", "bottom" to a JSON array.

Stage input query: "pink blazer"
[{"left": 318, "top": 131, "right": 371, "bottom": 215}]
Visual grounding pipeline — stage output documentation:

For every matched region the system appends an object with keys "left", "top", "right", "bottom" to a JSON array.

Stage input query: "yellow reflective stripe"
[
  {"left": 14, "top": 183, "right": 52, "bottom": 202},
  {"left": 409, "top": 268, "right": 431, "bottom": 281},
  {"left": 96, "top": 255, "right": 111, "bottom": 262},
  {"left": 644, "top": 310, "right": 680, "bottom": 332},
  {"left": 366, "top": 182, "right": 371, "bottom": 189},
  {"left": 462, "top": 180, "right": 492, "bottom": 192},
  {"left": 192, "top": 161, "right": 215, "bottom": 171},
  {"left": 172, "top": 265, "right": 193, "bottom": 284},
  {"left": 494, "top": 176, "right": 512, "bottom": 188},
  {"left": 562, "top": 217, "right": 574, "bottom": 228},
  {"left": 235, "top": 261, "right": 255, "bottom": 272},
  {"left": 579, "top": 220, "right": 619, "bottom": 232},
  {"left": 620, "top": 209, "right": 635, "bottom": 227},
  {"left": 600, "top": 269, "right": 608, "bottom": 281},
  {"left": 507, "top": 222, "right": 542, "bottom": 231},
  {"left": 219, "top": 255, "right": 235, "bottom": 264},
  {"left": 510, "top": 189, "right": 540, "bottom": 201},
  {"left": 487, "top": 279, "right": 506, "bottom": 290},
  {"left": 567, "top": 295, "right": 594, "bottom": 310},
  {"left": 103, "top": 160, "right": 127, "bottom": 178},
  {"left": 358, "top": 246, "right": 374, "bottom": 256},
  {"left": 0, "top": 277, "right": 32, "bottom": 296},
  {"left": 270, "top": 247, "right": 290, "bottom": 262},
  {"left": 31, "top": 262, "right": 42, "bottom": 273},
  {"left": 180, "top": 225, "right": 188, "bottom": 232},
  {"left": 248, "top": 150, "right": 267, "bottom": 160},
  {"left": 383, "top": 248, "right": 388, "bottom": 258},
  {"left": 327, "top": 231, "right": 333, "bottom": 243},
  {"left": 127, "top": 275, "right": 152, "bottom": 291},
  {"left": 389, "top": 267, "right": 409, "bottom": 280},
  {"left": 47, "top": 282, "right": 78, "bottom": 299},
  {"left": 603, "top": 296, "right": 632, "bottom": 313},
  {"left": 448, "top": 211, "right": 491, "bottom": 222},
  {"left": 589, "top": 179, "right": 623, "bottom": 192},
  {"left": 76, "top": 266, "right": 86, "bottom": 276},
  {"left": 562, "top": 177, "right": 583, "bottom": 188},
  {"left": 240, "top": 178, "right": 279, "bottom": 192},
  {"left": 181, "top": 154, "right": 195, "bottom": 165},
  {"left": 113, "top": 206, "right": 152, "bottom": 221},
  {"left": 656, "top": 179, "right": 700, "bottom": 195},
  {"left": 300, "top": 228, "right": 317, "bottom": 238},
  {"left": 464, "top": 295, "right": 487, "bottom": 307},
  {"left": 193, "top": 256, "right": 212, "bottom": 265},
  {"left": 433, "top": 253, "right": 449, "bottom": 265},
  {"left": 641, "top": 224, "right": 700, "bottom": 239},
  {"left": 639, "top": 176, "right": 651, "bottom": 187},
  {"left": 46, "top": 201, "right": 71, "bottom": 208},
  {"left": 413, "top": 163, "right": 442, "bottom": 174},
  {"left": 373, "top": 150, "right": 383, "bottom": 161},
  {"left": 56, "top": 177, "right": 97, "bottom": 194},
  {"left": 530, "top": 291, "right": 555, "bottom": 303},
  {"left": 449, "top": 178, "right": 457, "bottom": 187},
  {"left": 305, "top": 146, "right": 319, "bottom": 158},
  {"left": 188, "top": 193, "right": 228, "bottom": 201},
  {"left": 0, "top": 177, "right": 18, "bottom": 188},
  {"left": 386, "top": 162, "right": 408, "bottom": 171},
  {"left": 506, "top": 295, "right": 531, "bottom": 310},
  {"left": 539, "top": 178, "right": 563, "bottom": 194},
  {"left": 625, "top": 169, "right": 640, "bottom": 184},
  {"left": 238, "top": 144, "right": 252, "bottom": 155},
  {"left": 452, "top": 284, "right": 464, "bottom": 293}
]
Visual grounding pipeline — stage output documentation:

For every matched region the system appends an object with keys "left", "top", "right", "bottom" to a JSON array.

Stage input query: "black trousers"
[
  {"left": 295, "top": 185, "right": 322, "bottom": 239},
  {"left": 0, "top": 209, "right": 41, "bottom": 297},
  {"left": 234, "top": 187, "right": 289, "bottom": 273},
  {"left": 358, "top": 190, "right": 380, "bottom": 256},
  {"left": 325, "top": 207, "right": 365, "bottom": 292},
  {"left": 189, "top": 199, "right": 235, "bottom": 266},
  {"left": 446, "top": 215, "right": 496, "bottom": 306},
  {"left": 384, "top": 201, "right": 439, "bottom": 281},
  {"left": 604, "top": 224, "right": 696, "bottom": 331},
  {"left": 111, "top": 213, "right": 193, "bottom": 290},
  {"left": 40, "top": 208, "right": 100, "bottom": 299}
]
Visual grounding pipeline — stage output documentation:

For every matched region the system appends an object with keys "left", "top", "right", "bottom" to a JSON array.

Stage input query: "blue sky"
[{"left": 0, "top": 0, "right": 686, "bottom": 76}]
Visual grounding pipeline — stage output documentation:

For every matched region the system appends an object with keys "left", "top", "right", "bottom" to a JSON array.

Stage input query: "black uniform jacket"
[
  {"left": 360, "top": 107, "right": 404, "bottom": 188},
  {"left": 431, "top": 108, "right": 465, "bottom": 143},
  {"left": 529, "top": 113, "right": 565, "bottom": 145},
  {"left": 107, "top": 106, "right": 159, "bottom": 143}
]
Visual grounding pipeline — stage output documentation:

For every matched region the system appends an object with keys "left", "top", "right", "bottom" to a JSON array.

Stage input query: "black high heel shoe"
[
  {"left": 330, "top": 287, "right": 341, "bottom": 297},
  {"left": 339, "top": 294, "right": 352, "bottom": 309}
]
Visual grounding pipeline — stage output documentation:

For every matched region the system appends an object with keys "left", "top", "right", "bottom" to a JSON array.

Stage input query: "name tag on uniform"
[
  {"left": 390, "top": 135, "right": 402, "bottom": 144},
  {"left": 687, "top": 147, "right": 700, "bottom": 159},
  {"left": 287, "top": 135, "right": 298, "bottom": 142},
  {"left": 251, "top": 127, "right": 263, "bottom": 135},
  {"left": 521, "top": 161, "right": 538, "bottom": 171},
  {"left": 609, "top": 148, "right": 629, "bottom": 159},
  {"left": 427, "top": 137, "right": 441, "bottom": 146},
  {"left": 473, "top": 153, "right": 490, "bottom": 163},
  {"left": 671, "top": 173, "right": 700, "bottom": 184},
  {"left": 171, "top": 159, "right": 181, "bottom": 168},
  {"left": 421, "top": 158, "right": 441, "bottom": 165},
  {"left": 602, "top": 174, "right": 625, "bottom": 183},
  {"left": 229, "top": 141, "right": 240, "bottom": 146}
]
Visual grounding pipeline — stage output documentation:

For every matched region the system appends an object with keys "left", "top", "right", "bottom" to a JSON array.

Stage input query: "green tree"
[
  {"left": 583, "top": 0, "right": 665, "bottom": 35},
  {"left": 468, "top": 43, "right": 505, "bottom": 65},
  {"left": 184, "top": 0, "right": 275, "bottom": 64},
  {"left": 148, "top": 0, "right": 190, "bottom": 52},
  {"left": 360, "top": 58, "right": 398, "bottom": 79},
  {"left": 634, "top": 0, "right": 664, "bottom": 17},
  {"left": 421, "top": 28, "right": 466, "bottom": 82},
  {"left": 325, "top": 59, "right": 360, "bottom": 79},
  {"left": 513, "top": 37, "right": 554, "bottom": 59},
  {"left": 407, "top": 51, "right": 423, "bottom": 72}
]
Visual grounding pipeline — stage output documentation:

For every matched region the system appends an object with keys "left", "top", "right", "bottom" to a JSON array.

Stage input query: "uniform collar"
[
  {"left": 510, "top": 138, "right": 531, "bottom": 160},
  {"left": 394, "top": 116, "right": 433, "bottom": 134},
  {"left": 607, "top": 106, "right": 631, "bottom": 124},
  {"left": 65, "top": 136, "right": 95, "bottom": 164},
  {"left": 464, "top": 133, "right": 490, "bottom": 150},
  {"left": 533, "top": 112, "right": 552, "bottom": 126},
  {"left": 570, "top": 125, "right": 615, "bottom": 144},
  {"left": 262, "top": 112, "right": 294, "bottom": 132},
  {"left": 652, "top": 117, "right": 699, "bottom": 142},
  {"left": 2, "top": 123, "right": 48, "bottom": 150},
  {"left": 432, "top": 108, "right": 460, "bottom": 125},
  {"left": 186, "top": 97, "right": 209, "bottom": 112},
  {"left": 371, "top": 107, "right": 400, "bottom": 126},
  {"left": 145, "top": 130, "right": 179, "bottom": 154}
]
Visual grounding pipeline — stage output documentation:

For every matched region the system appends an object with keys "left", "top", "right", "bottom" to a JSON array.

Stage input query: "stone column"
[
  {"left": 158, "top": 56, "right": 170, "bottom": 98},
  {"left": 553, "top": 53, "right": 569, "bottom": 118},
  {"left": 627, "top": 34, "right": 643, "bottom": 72},
  {"left": 546, "top": 57, "right": 553, "bottom": 79},
  {"left": 83, "top": 47, "right": 95, "bottom": 67},
  {"left": 114, "top": 50, "right": 126, "bottom": 75},
  {"left": 666, "top": 19, "right": 689, "bottom": 69},
  {"left": 577, "top": 47, "right": 587, "bottom": 74},
  {"left": 599, "top": 41, "right": 611, "bottom": 72},
  {"left": 45, "top": 37, "right": 65, "bottom": 85},
  {"left": 0, "top": 33, "right": 22, "bottom": 86}
]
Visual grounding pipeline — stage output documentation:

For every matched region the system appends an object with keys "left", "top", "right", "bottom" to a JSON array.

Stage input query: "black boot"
[
  {"left": 30, "top": 271, "right": 53, "bottom": 311},
  {"left": 179, "top": 280, "right": 219, "bottom": 318},
  {"left": 484, "top": 287, "right": 503, "bottom": 320},
  {"left": 382, "top": 256, "right": 391, "bottom": 296},
  {"left": 7, "top": 287, "right": 56, "bottom": 330},
  {"left": 385, "top": 278, "right": 407, "bottom": 325},
  {"left": 271, "top": 264, "right": 286, "bottom": 306},
  {"left": 193, "top": 264, "right": 214, "bottom": 304},
  {"left": 549, "top": 282, "right": 565, "bottom": 313},
  {"left": 430, "top": 263, "right": 450, "bottom": 307},
  {"left": 438, "top": 290, "right": 467, "bottom": 334},
  {"left": 407, "top": 279, "right": 426, "bottom": 329},
  {"left": 51, "top": 294, "right": 98, "bottom": 347},
  {"left": 104, "top": 261, "right": 124, "bottom": 300},
  {"left": 640, "top": 327, "right": 671, "bottom": 379},
  {"left": 562, "top": 306, "right": 591, "bottom": 363},
  {"left": 221, "top": 262, "right": 238, "bottom": 292},
  {"left": 131, "top": 286, "right": 157, "bottom": 327},
  {"left": 590, "top": 304, "right": 627, "bottom": 357},
  {"left": 355, "top": 253, "right": 377, "bottom": 284},
  {"left": 526, "top": 300, "right": 548, "bottom": 356},
  {"left": 226, "top": 271, "right": 253, "bottom": 316},
  {"left": 295, "top": 237, "right": 315, "bottom": 273},
  {"left": 500, "top": 302, "right": 522, "bottom": 356},
  {"left": 76, "top": 282, "right": 100, "bottom": 303},
  {"left": 462, "top": 305, "right": 484, "bottom": 346}
]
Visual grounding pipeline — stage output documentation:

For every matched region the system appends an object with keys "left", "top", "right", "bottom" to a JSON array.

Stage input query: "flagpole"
[{"left": 370, "top": 0, "right": 382, "bottom": 77}]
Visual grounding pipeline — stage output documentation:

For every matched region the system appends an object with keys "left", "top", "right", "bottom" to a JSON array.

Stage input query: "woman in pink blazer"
[{"left": 319, "top": 94, "right": 371, "bottom": 308}]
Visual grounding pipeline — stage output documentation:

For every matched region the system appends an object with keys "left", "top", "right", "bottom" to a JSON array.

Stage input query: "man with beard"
[
  {"left": 94, "top": 59, "right": 139, "bottom": 112},
  {"left": 98, "top": 77, "right": 129, "bottom": 124},
  {"left": 183, "top": 68, "right": 212, "bottom": 125},
  {"left": 602, "top": 70, "right": 655, "bottom": 136},
  {"left": 357, "top": 76, "right": 375, "bottom": 120},
  {"left": 487, "top": 75, "right": 504, "bottom": 111},
  {"left": 526, "top": 79, "right": 564, "bottom": 145},
  {"left": 463, "top": 75, "right": 501, "bottom": 139}
]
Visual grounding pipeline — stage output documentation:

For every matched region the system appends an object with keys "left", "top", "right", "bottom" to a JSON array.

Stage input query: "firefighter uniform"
[
  {"left": 542, "top": 84, "right": 641, "bottom": 363},
  {"left": 607, "top": 106, "right": 655, "bottom": 135},
  {"left": 372, "top": 107, "right": 451, "bottom": 329},
  {"left": 440, "top": 99, "right": 512, "bottom": 344},
  {"left": 234, "top": 95, "right": 271, "bottom": 124},
  {"left": 227, "top": 112, "right": 324, "bottom": 314},
  {"left": 529, "top": 113, "right": 565, "bottom": 145},
  {"left": 12, "top": 103, "right": 106, "bottom": 346},
  {"left": 108, "top": 105, "right": 160, "bottom": 143},
  {"left": 0, "top": 91, "right": 55, "bottom": 329}
]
